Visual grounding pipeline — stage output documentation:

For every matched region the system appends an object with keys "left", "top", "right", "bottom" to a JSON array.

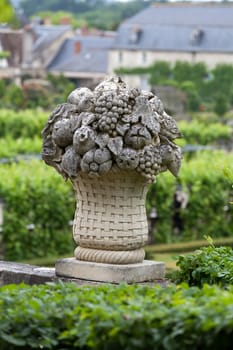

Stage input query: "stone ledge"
[
  {"left": 0, "top": 261, "right": 103, "bottom": 286},
  {"left": 56, "top": 258, "right": 165, "bottom": 283},
  {"left": 0, "top": 260, "right": 168, "bottom": 286}
]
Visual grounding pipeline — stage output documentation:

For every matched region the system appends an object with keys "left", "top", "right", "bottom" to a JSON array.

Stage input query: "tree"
[
  {"left": 149, "top": 61, "right": 172, "bottom": 85},
  {"left": 214, "top": 94, "right": 228, "bottom": 117},
  {"left": 6, "top": 84, "right": 24, "bottom": 109},
  {"left": 0, "top": 0, "right": 15, "bottom": 23}
]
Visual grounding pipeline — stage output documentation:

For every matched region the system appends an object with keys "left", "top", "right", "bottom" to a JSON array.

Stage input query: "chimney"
[
  {"left": 80, "top": 26, "right": 89, "bottom": 36},
  {"left": 43, "top": 17, "right": 52, "bottom": 25},
  {"left": 74, "top": 41, "right": 81, "bottom": 54},
  {"left": 59, "top": 17, "right": 71, "bottom": 25}
]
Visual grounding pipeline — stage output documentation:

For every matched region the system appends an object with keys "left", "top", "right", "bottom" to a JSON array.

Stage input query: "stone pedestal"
[{"left": 55, "top": 258, "right": 165, "bottom": 283}]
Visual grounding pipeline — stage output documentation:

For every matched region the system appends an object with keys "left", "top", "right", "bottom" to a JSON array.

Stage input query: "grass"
[
  {"left": 20, "top": 237, "right": 233, "bottom": 275},
  {"left": 145, "top": 236, "right": 233, "bottom": 254}
]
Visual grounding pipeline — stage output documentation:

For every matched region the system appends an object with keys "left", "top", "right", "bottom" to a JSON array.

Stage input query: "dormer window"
[
  {"left": 190, "top": 27, "right": 204, "bottom": 45},
  {"left": 129, "top": 26, "right": 142, "bottom": 44}
]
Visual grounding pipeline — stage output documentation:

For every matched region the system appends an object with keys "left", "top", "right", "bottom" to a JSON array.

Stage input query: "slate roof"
[
  {"left": 123, "top": 4, "right": 233, "bottom": 27},
  {"left": 48, "top": 36, "right": 114, "bottom": 73},
  {"left": 112, "top": 4, "right": 233, "bottom": 53},
  {"left": 32, "top": 25, "right": 71, "bottom": 53}
]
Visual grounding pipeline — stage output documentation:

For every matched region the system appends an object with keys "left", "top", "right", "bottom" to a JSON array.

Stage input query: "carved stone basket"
[
  {"left": 72, "top": 170, "right": 148, "bottom": 264},
  {"left": 42, "top": 77, "right": 182, "bottom": 281}
]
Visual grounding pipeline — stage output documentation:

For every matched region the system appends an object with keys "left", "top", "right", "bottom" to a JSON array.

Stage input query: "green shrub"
[
  {"left": 178, "top": 120, "right": 232, "bottom": 145},
  {"left": 116, "top": 61, "right": 233, "bottom": 113},
  {"left": 148, "top": 150, "right": 233, "bottom": 243},
  {"left": 173, "top": 243, "right": 233, "bottom": 287},
  {"left": 0, "top": 109, "right": 48, "bottom": 139},
  {"left": 180, "top": 81, "right": 201, "bottom": 111},
  {"left": 0, "top": 79, "right": 6, "bottom": 99},
  {"left": 0, "top": 283, "right": 233, "bottom": 350},
  {"left": 0, "top": 160, "right": 75, "bottom": 260},
  {"left": 214, "top": 94, "right": 229, "bottom": 117},
  {"left": 0, "top": 136, "right": 41, "bottom": 158},
  {"left": 5, "top": 85, "right": 25, "bottom": 109}
]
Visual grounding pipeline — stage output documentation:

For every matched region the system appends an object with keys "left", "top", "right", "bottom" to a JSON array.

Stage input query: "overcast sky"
[{"left": 10, "top": 0, "right": 233, "bottom": 6}]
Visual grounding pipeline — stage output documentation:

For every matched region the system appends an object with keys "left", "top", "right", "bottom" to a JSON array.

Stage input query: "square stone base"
[{"left": 55, "top": 258, "right": 165, "bottom": 283}]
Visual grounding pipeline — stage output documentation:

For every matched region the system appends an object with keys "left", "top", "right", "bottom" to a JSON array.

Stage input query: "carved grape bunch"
[{"left": 42, "top": 77, "right": 182, "bottom": 183}]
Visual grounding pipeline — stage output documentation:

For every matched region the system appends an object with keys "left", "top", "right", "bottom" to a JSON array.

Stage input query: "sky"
[{"left": 10, "top": 0, "right": 233, "bottom": 7}]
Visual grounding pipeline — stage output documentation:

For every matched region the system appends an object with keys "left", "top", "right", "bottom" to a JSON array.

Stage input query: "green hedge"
[
  {"left": 147, "top": 150, "right": 233, "bottom": 243},
  {"left": 1, "top": 150, "right": 233, "bottom": 260},
  {"left": 0, "top": 110, "right": 232, "bottom": 148},
  {"left": 0, "top": 160, "right": 75, "bottom": 261},
  {"left": 0, "top": 136, "right": 41, "bottom": 158},
  {"left": 178, "top": 120, "right": 232, "bottom": 145},
  {"left": 0, "top": 283, "right": 233, "bottom": 349},
  {"left": 0, "top": 109, "right": 48, "bottom": 139}
]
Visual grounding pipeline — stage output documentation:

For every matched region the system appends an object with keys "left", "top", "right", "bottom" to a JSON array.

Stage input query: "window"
[
  {"left": 142, "top": 51, "right": 147, "bottom": 64},
  {"left": 118, "top": 51, "right": 123, "bottom": 63}
]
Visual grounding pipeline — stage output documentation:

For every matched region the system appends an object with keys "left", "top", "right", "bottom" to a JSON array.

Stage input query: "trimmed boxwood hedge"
[
  {"left": 0, "top": 282, "right": 233, "bottom": 350},
  {"left": 178, "top": 120, "right": 232, "bottom": 146},
  {"left": 1, "top": 149, "right": 233, "bottom": 260},
  {"left": 0, "top": 109, "right": 47, "bottom": 139},
  {"left": 0, "top": 160, "right": 75, "bottom": 261},
  {"left": 0, "top": 136, "right": 41, "bottom": 158}
]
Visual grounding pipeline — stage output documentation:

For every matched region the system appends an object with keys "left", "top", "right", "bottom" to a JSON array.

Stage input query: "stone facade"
[{"left": 108, "top": 50, "right": 233, "bottom": 89}]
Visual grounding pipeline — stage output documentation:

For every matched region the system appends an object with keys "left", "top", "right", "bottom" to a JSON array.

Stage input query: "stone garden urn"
[{"left": 42, "top": 77, "right": 182, "bottom": 283}]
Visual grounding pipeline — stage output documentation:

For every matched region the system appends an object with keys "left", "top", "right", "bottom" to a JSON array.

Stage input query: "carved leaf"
[
  {"left": 70, "top": 114, "right": 82, "bottom": 132},
  {"left": 107, "top": 137, "right": 123, "bottom": 156},
  {"left": 80, "top": 112, "right": 97, "bottom": 126},
  {"left": 141, "top": 114, "right": 160, "bottom": 135},
  {"left": 95, "top": 133, "right": 109, "bottom": 148},
  {"left": 116, "top": 123, "right": 130, "bottom": 136}
]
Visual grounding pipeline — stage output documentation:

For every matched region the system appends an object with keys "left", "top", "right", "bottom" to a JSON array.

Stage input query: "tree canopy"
[
  {"left": 18, "top": 0, "right": 155, "bottom": 30},
  {"left": 0, "top": 0, "right": 15, "bottom": 23}
]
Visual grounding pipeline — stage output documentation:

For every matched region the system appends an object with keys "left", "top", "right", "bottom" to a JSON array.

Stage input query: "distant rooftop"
[
  {"left": 112, "top": 3, "right": 233, "bottom": 53},
  {"left": 32, "top": 25, "right": 72, "bottom": 53},
  {"left": 123, "top": 3, "right": 233, "bottom": 27},
  {"left": 48, "top": 36, "right": 114, "bottom": 74}
]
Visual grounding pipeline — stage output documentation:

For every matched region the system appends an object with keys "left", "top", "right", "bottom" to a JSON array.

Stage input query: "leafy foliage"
[
  {"left": 4, "top": 85, "right": 24, "bottom": 109},
  {"left": 0, "top": 282, "right": 233, "bottom": 349},
  {"left": 214, "top": 94, "right": 228, "bottom": 117},
  {"left": 0, "top": 160, "right": 75, "bottom": 260},
  {"left": 0, "top": 136, "right": 41, "bottom": 158},
  {"left": 0, "top": 75, "right": 75, "bottom": 110},
  {"left": 20, "top": 0, "right": 154, "bottom": 30},
  {"left": 32, "top": 10, "right": 83, "bottom": 28},
  {"left": 0, "top": 0, "right": 15, "bottom": 24},
  {"left": 0, "top": 109, "right": 48, "bottom": 139},
  {"left": 117, "top": 61, "right": 233, "bottom": 113},
  {"left": 178, "top": 120, "right": 232, "bottom": 145},
  {"left": 173, "top": 244, "right": 233, "bottom": 287}
]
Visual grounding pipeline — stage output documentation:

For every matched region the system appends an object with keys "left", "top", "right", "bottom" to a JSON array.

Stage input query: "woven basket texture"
[{"left": 72, "top": 170, "right": 149, "bottom": 251}]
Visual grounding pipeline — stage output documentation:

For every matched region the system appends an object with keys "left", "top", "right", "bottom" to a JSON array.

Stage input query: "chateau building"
[{"left": 108, "top": 3, "right": 233, "bottom": 87}]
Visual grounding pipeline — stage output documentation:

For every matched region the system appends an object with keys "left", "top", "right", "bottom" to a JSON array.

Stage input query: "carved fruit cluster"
[{"left": 42, "top": 77, "right": 182, "bottom": 183}]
